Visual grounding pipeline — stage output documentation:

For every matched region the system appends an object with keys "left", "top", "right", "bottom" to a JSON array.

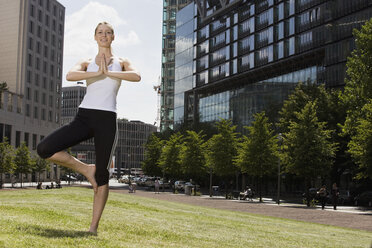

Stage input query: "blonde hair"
[{"left": 94, "top": 22, "right": 114, "bottom": 35}]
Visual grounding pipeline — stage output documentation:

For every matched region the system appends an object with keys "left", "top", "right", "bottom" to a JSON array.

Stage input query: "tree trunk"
[
  {"left": 259, "top": 176, "right": 263, "bottom": 202},
  {"left": 20, "top": 173, "right": 23, "bottom": 188},
  {"left": 209, "top": 171, "right": 213, "bottom": 197}
]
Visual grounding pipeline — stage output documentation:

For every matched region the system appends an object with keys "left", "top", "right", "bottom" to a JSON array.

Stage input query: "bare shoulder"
[{"left": 118, "top": 57, "right": 136, "bottom": 71}]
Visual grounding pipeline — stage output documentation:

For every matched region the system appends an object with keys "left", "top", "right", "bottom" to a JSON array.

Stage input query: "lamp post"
[{"left": 277, "top": 133, "right": 282, "bottom": 205}]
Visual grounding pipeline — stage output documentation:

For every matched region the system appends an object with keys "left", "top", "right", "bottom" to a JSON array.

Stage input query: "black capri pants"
[{"left": 37, "top": 108, "right": 118, "bottom": 186}]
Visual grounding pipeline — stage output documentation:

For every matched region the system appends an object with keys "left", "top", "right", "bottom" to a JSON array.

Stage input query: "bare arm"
[
  {"left": 105, "top": 57, "right": 141, "bottom": 82},
  {"left": 66, "top": 59, "right": 102, "bottom": 81}
]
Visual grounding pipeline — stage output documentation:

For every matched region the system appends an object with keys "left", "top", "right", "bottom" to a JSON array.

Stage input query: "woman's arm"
[
  {"left": 105, "top": 57, "right": 141, "bottom": 82},
  {"left": 66, "top": 59, "right": 103, "bottom": 81}
]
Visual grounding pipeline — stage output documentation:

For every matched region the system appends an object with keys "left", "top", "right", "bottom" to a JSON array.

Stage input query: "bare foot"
[
  {"left": 85, "top": 164, "right": 98, "bottom": 193},
  {"left": 88, "top": 228, "right": 97, "bottom": 235}
]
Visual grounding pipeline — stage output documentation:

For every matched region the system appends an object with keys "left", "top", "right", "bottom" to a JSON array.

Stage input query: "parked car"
[
  {"left": 61, "top": 175, "right": 78, "bottom": 181},
  {"left": 174, "top": 181, "right": 186, "bottom": 191},
  {"left": 354, "top": 191, "right": 372, "bottom": 207}
]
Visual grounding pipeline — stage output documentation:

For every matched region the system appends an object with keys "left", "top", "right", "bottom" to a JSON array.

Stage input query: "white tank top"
[{"left": 79, "top": 57, "right": 122, "bottom": 112}]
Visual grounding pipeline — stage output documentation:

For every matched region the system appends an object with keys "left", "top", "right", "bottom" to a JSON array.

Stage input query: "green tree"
[
  {"left": 180, "top": 130, "right": 207, "bottom": 184},
  {"left": 32, "top": 155, "right": 51, "bottom": 183},
  {"left": 0, "top": 81, "right": 8, "bottom": 92},
  {"left": 282, "top": 102, "right": 337, "bottom": 205},
  {"left": 0, "top": 138, "right": 15, "bottom": 188},
  {"left": 158, "top": 132, "right": 183, "bottom": 180},
  {"left": 141, "top": 133, "right": 164, "bottom": 177},
  {"left": 348, "top": 102, "right": 372, "bottom": 179},
  {"left": 341, "top": 18, "right": 372, "bottom": 136},
  {"left": 206, "top": 119, "right": 239, "bottom": 197},
  {"left": 279, "top": 82, "right": 337, "bottom": 133},
  {"left": 235, "top": 112, "right": 279, "bottom": 202},
  {"left": 14, "top": 142, "right": 34, "bottom": 188}
]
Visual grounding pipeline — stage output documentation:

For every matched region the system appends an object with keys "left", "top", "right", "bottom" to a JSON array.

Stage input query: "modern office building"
[
  {"left": 0, "top": 0, "right": 65, "bottom": 183},
  {"left": 174, "top": 0, "right": 372, "bottom": 132},
  {"left": 161, "top": 0, "right": 194, "bottom": 131},
  {"left": 61, "top": 85, "right": 157, "bottom": 174}
]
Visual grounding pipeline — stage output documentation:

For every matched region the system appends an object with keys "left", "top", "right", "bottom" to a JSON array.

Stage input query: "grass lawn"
[{"left": 0, "top": 187, "right": 371, "bottom": 248}]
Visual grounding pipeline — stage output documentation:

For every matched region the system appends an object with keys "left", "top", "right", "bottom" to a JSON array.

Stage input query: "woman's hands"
[{"left": 98, "top": 54, "right": 109, "bottom": 76}]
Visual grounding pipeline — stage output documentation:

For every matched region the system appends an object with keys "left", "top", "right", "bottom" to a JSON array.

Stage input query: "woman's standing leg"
[{"left": 88, "top": 110, "right": 118, "bottom": 233}]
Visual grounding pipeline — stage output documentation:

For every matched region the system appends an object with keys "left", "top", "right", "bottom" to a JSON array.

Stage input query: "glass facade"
[
  {"left": 173, "top": 0, "right": 372, "bottom": 130},
  {"left": 161, "top": 0, "right": 194, "bottom": 131}
]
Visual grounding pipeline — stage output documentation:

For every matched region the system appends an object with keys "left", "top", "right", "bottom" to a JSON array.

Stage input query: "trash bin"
[
  {"left": 185, "top": 185, "right": 192, "bottom": 195},
  {"left": 212, "top": 186, "right": 219, "bottom": 196}
]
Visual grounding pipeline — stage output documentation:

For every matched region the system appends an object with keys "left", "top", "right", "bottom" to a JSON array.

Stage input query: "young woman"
[{"left": 37, "top": 22, "right": 141, "bottom": 234}]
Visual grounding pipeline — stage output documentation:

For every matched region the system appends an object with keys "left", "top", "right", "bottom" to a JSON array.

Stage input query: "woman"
[{"left": 37, "top": 22, "right": 141, "bottom": 234}]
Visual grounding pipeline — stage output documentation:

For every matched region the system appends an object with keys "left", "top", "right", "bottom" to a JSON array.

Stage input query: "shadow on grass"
[{"left": 17, "top": 224, "right": 96, "bottom": 238}]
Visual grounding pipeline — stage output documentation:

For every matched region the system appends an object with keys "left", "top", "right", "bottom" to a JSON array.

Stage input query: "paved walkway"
[{"left": 107, "top": 181, "right": 372, "bottom": 232}]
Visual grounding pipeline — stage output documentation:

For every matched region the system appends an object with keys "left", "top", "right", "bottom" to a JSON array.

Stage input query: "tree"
[
  {"left": 281, "top": 101, "right": 337, "bottom": 205},
  {"left": 0, "top": 138, "right": 15, "bottom": 188},
  {"left": 206, "top": 119, "right": 239, "bottom": 196},
  {"left": 14, "top": 142, "right": 34, "bottom": 188},
  {"left": 141, "top": 133, "right": 164, "bottom": 177},
  {"left": 279, "top": 82, "right": 337, "bottom": 133},
  {"left": 32, "top": 155, "right": 50, "bottom": 183},
  {"left": 348, "top": 102, "right": 372, "bottom": 179},
  {"left": 0, "top": 81, "right": 8, "bottom": 92},
  {"left": 235, "top": 112, "right": 278, "bottom": 202},
  {"left": 180, "top": 130, "right": 207, "bottom": 184},
  {"left": 158, "top": 132, "right": 183, "bottom": 180},
  {"left": 341, "top": 18, "right": 372, "bottom": 137}
]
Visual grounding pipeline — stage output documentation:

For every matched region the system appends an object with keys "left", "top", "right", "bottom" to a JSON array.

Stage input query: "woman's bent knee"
[{"left": 36, "top": 141, "right": 54, "bottom": 159}]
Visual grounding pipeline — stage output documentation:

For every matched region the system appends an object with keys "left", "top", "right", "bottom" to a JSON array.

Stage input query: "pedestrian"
[
  {"left": 318, "top": 185, "right": 327, "bottom": 210},
  {"left": 331, "top": 183, "right": 339, "bottom": 210},
  {"left": 36, "top": 21, "right": 141, "bottom": 234},
  {"left": 154, "top": 179, "right": 160, "bottom": 194}
]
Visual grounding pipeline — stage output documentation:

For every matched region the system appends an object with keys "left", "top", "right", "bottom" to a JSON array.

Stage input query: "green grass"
[{"left": 0, "top": 187, "right": 371, "bottom": 248}]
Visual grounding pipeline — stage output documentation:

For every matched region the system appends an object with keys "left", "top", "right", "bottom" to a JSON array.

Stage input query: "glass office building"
[
  {"left": 161, "top": 0, "right": 194, "bottom": 131},
  {"left": 174, "top": 0, "right": 372, "bottom": 131}
]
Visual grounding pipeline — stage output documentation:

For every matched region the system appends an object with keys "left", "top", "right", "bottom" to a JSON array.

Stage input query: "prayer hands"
[{"left": 98, "top": 54, "right": 109, "bottom": 76}]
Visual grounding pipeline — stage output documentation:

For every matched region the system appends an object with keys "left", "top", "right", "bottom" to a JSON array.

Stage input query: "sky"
[{"left": 58, "top": 0, "right": 163, "bottom": 125}]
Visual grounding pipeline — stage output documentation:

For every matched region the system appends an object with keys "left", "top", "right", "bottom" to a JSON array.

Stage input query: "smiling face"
[{"left": 94, "top": 23, "right": 115, "bottom": 48}]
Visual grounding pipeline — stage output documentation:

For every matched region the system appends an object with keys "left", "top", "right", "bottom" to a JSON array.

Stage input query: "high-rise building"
[
  {"left": 0, "top": 0, "right": 65, "bottom": 182},
  {"left": 174, "top": 0, "right": 372, "bottom": 132},
  {"left": 161, "top": 0, "right": 194, "bottom": 131},
  {"left": 0, "top": 0, "right": 64, "bottom": 141}
]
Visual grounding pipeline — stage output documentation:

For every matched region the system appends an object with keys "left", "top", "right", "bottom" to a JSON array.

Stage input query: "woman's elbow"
[
  {"left": 66, "top": 73, "right": 74, "bottom": 81},
  {"left": 134, "top": 73, "right": 141, "bottom": 82}
]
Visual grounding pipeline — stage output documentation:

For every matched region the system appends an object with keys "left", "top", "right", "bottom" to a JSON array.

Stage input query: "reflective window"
[
  {"left": 277, "top": 41, "right": 284, "bottom": 59},
  {"left": 278, "top": 3, "right": 284, "bottom": 20},
  {"left": 276, "top": 22, "right": 284, "bottom": 40},
  {"left": 289, "top": 37, "right": 295, "bottom": 55}
]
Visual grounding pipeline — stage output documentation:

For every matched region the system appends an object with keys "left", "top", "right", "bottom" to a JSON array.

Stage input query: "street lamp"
[{"left": 277, "top": 133, "right": 282, "bottom": 205}]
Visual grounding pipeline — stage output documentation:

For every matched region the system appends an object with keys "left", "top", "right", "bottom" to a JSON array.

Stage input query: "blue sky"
[{"left": 58, "top": 0, "right": 163, "bottom": 125}]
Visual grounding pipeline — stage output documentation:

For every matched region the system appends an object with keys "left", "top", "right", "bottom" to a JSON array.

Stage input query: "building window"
[
  {"left": 24, "top": 133, "right": 29, "bottom": 147},
  {"left": 32, "top": 134, "right": 37, "bottom": 150},
  {"left": 16, "top": 131, "right": 21, "bottom": 148},
  {"left": 34, "top": 106, "right": 38, "bottom": 119},
  {"left": 49, "top": 95, "right": 53, "bottom": 107},
  {"left": 278, "top": 3, "right": 284, "bottom": 21},
  {"left": 28, "top": 37, "right": 33, "bottom": 50},
  {"left": 42, "top": 93, "right": 46, "bottom": 105},
  {"left": 27, "top": 71, "right": 32, "bottom": 83},
  {"left": 26, "top": 88, "right": 31, "bottom": 100},
  {"left": 29, "top": 21, "right": 34, "bottom": 34},
  {"left": 277, "top": 41, "right": 284, "bottom": 59},
  {"left": 48, "top": 111, "right": 52, "bottom": 122},
  {"left": 34, "top": 90, "right": 39, "bottom": 103},
  {"left": 41, "top": 109, "right": 46, "bottom": 120},
  {"left": 26, "top": 104, "right": 30, "bottom": 117},
  {"left": 28, "top": 54, "right": 32, "bottom": 66}
]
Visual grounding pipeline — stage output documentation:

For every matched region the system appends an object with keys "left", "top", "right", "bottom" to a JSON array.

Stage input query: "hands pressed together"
[{"left": 97, "top": 54, "right": 111, "bottom": 76}]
